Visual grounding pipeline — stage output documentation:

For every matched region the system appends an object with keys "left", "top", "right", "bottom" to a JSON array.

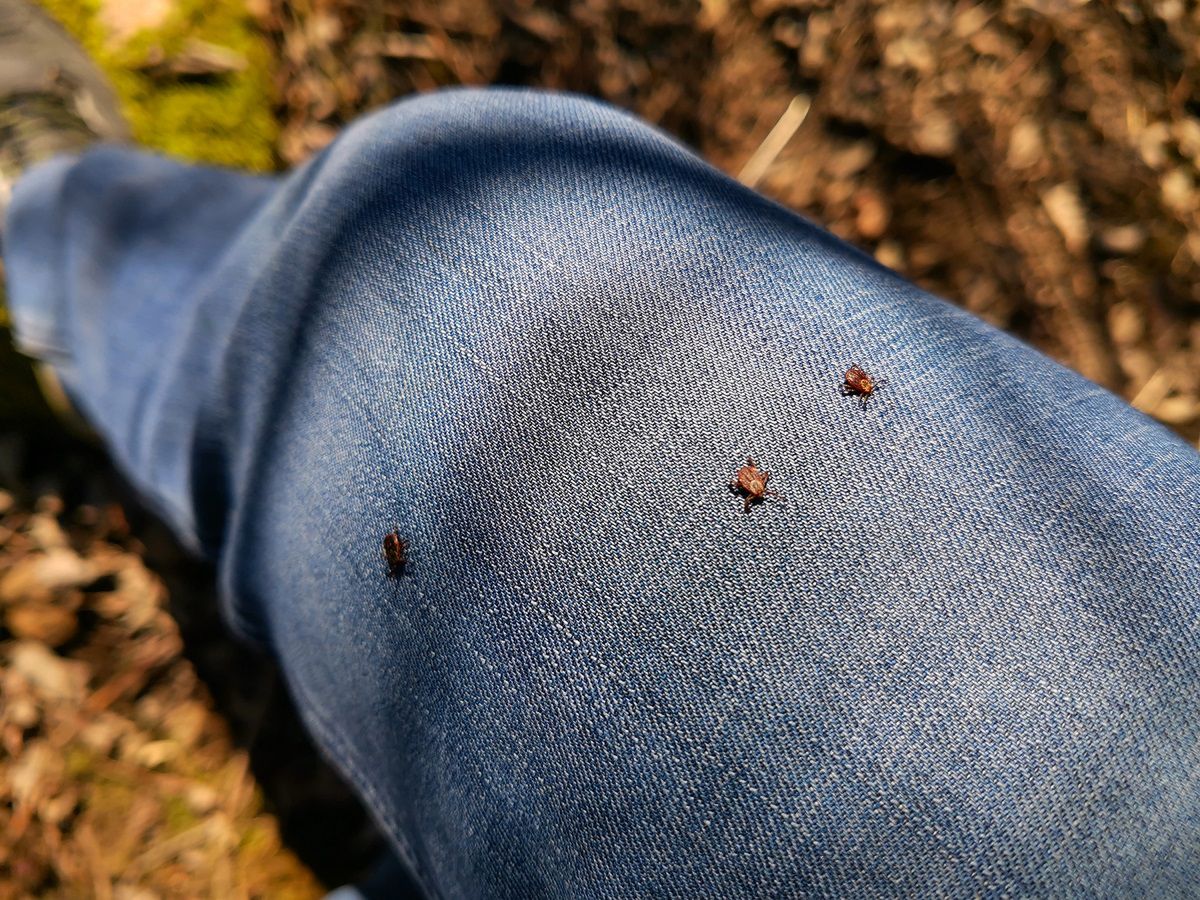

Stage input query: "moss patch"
[{"left": 35, "top": 0, "right": 277, "bottom": 171}]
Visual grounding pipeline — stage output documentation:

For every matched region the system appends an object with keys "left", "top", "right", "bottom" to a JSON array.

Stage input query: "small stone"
[
  {"left": 10, "top": 740, "right": 64, "bottom": 805},
  {"left": 113, "top": 887, "right": 161, "bottom": 900},
  {"left": 826, "top": 140, "right": 875, "bottom": 179},
  {"left": 1108, "top": 302, "right": 1144, "bottom": 345},
  {"left": 1154, "top": 395, "right": 1196, "bottom": 424},
  {"left": 164, "top": 701, "right": 210, "bottom": 750},
  {"left": 1042, "top": 183, "right": 1089, "bottom": 254},
  {"left": 1187, "top": 232, "right": 1200, "bottom": 266},
  {"left": 1173, "top": 118, "right": 1200, "bottom": 161},
  {"left": 771, "top": 16, "right": 804, "bottom": 49},
  {"left": 1138, "top": 121, "right": 1170, "bottom": 169},
  {"left": 8, "top": 694, "right": 40, "bottom": 729},
  {"left": 310, "top": 9, "right": 343, "bottom": 43},
  {"left": 912, "top": 111, "right": 958, "bottom": 156},
  {"left": 799, "top": 13, "right": 833, "bottom": 71},
  {"left": 185, "top": 783, "right": 219, "bottom": 814},
  {"left": 1099, "top": 224, "right": 1147, "bottom": 254},
  {"left": 34, "top": 495, "right": 64, "bottom": 516},
  {"left": 854, "top": 189, "right": 890, "bottom": 239},
  {"left": 79, "top": 713, "right": 131, "bottom": 756},
  {"left": 40, "top": 787, "right": 79, "bottom": 826},
  {"left": 953, "top": 5, "right": 990, "bottom": 38},
  {"left": 98, "top": 0, "right": 172, "bottom": 47},
  {"left": 1161, "top": 168, "right": 1194, "bottom": 214},
  {"left": 1158, "top": 0, "right": 1183, "bottom": 20},
  {"left": 874, "top": 240, "right": 906, "bottom": 270},
  {"left": 132, "top": 739, "right": 179, "bottom": 770},
  {"left": 0, "top": 548, "right": 96, "bottom": 603},
  {"left": 118, "top": 731, "right": 148, "bottom": 762},
  {"left": 5, "top": 604, "right": 78, "bottom": 647},
  {"left": 27, "top": 513, "right": 68, "bottom": 550},
  {"left": 884, "top": 36, "right": 935, "bottom": 74},
  {"left": 969, "top": 27, "right": 1020, "bottom": 61},
  {"left": 114, "top": 560, "right": 165, "bottom": 631},
  {"left": 1008, "top": 120, "right": 1043, "bottom": 169},
  {"left": 9, "top": 641, "right": 89, "bottom": 702},
  {"left": 134, "top": 694, "right": 165, "bottom": 726}
]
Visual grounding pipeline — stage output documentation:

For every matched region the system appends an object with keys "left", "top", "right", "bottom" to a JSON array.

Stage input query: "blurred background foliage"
[
  {"left": 38, "top": 0, "right": 277, "bottom": 170},
  {"left": 3, "top": 0, "right": 1200, "bottom": 896}
]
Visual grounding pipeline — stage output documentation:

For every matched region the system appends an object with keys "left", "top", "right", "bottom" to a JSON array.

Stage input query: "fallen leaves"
[{"left": 0, "top": 492, "right": 323, "bottom": 898}]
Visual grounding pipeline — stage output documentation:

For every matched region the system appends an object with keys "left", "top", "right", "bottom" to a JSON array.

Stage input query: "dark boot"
[{"left": 0, "top": 0, "right": 127, "bottom": 427}]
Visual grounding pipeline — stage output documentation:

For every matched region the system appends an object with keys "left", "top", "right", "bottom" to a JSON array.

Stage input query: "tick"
[
  {"left": 382, "top": 530, "right": 409, "bottom": 577},
  {"left": 842, "top": 364, "right": 886, "bottom": 408},
  {"left": 729, "top": 457, "right": 783, "bottom": 513}
]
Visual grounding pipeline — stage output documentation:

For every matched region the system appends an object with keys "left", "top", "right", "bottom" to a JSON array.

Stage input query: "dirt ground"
[
  {"left": 0, "top": 434, "right": 386, "bottom": 897},
  {"left": 4, "top": 0, "right": 1200, "bottom": 896},
  {"left": 263, "top": 0, "right": 1200, "bottom": 442}
]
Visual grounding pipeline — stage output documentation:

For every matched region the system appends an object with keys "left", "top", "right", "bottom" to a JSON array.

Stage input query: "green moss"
[{"left": 35, "top": 0, "right": 278, "bottom": 171}]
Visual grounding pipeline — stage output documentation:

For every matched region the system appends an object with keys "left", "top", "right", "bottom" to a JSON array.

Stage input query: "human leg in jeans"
[{"left": 6, "top": 88, "right": 1200, "bottom": 897}]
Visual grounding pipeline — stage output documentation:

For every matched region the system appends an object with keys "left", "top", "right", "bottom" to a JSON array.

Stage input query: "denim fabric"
[{"left": 6, "top": 88, "right": 1200, "bottom": 898}]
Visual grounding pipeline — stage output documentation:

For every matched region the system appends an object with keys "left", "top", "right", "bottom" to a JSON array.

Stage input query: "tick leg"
[{"left": 743, "top": 495, "right": 751, "bottom": 514}]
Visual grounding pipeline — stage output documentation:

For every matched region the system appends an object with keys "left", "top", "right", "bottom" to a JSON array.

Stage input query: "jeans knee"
[
  {"left": 293, "top": 87, "right": 772, "bottom": 337},
  {"left": 316, "top": 86, "right": 707, "bottom": 245}
]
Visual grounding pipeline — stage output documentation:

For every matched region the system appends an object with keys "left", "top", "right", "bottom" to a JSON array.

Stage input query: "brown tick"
[
  {"left": 729, "top": 457, "right": 783, "bottom": 513},
  {"left": 382, "top": 530, "right": 409, "bottom": 577},
  {"left": 842, "top": 364, "right": 886, "bottom": 408}
]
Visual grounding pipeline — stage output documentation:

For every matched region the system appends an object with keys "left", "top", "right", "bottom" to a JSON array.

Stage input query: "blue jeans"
[{"left": 6, "top": 88, "right": 1200, "bottom": 898}]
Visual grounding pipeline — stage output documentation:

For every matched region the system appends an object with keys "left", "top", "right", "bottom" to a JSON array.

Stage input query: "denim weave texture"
[{"left": 6, "top": 88, "right": 1200, "bottom": 898}]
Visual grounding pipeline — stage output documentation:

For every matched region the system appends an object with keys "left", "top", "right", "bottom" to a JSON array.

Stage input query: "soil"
[{"left": 5, "top": 1, "right": 1200, "bottom": 896}]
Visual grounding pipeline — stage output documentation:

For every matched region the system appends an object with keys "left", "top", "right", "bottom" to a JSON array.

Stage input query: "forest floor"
[{"left": 3, "top": 0, "right": 1199, "bottom": 896}]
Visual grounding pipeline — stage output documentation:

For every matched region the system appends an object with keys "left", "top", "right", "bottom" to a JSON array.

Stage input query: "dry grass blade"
[{"left": 738, "top": 95, "right": 811, "bottom": 188}]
